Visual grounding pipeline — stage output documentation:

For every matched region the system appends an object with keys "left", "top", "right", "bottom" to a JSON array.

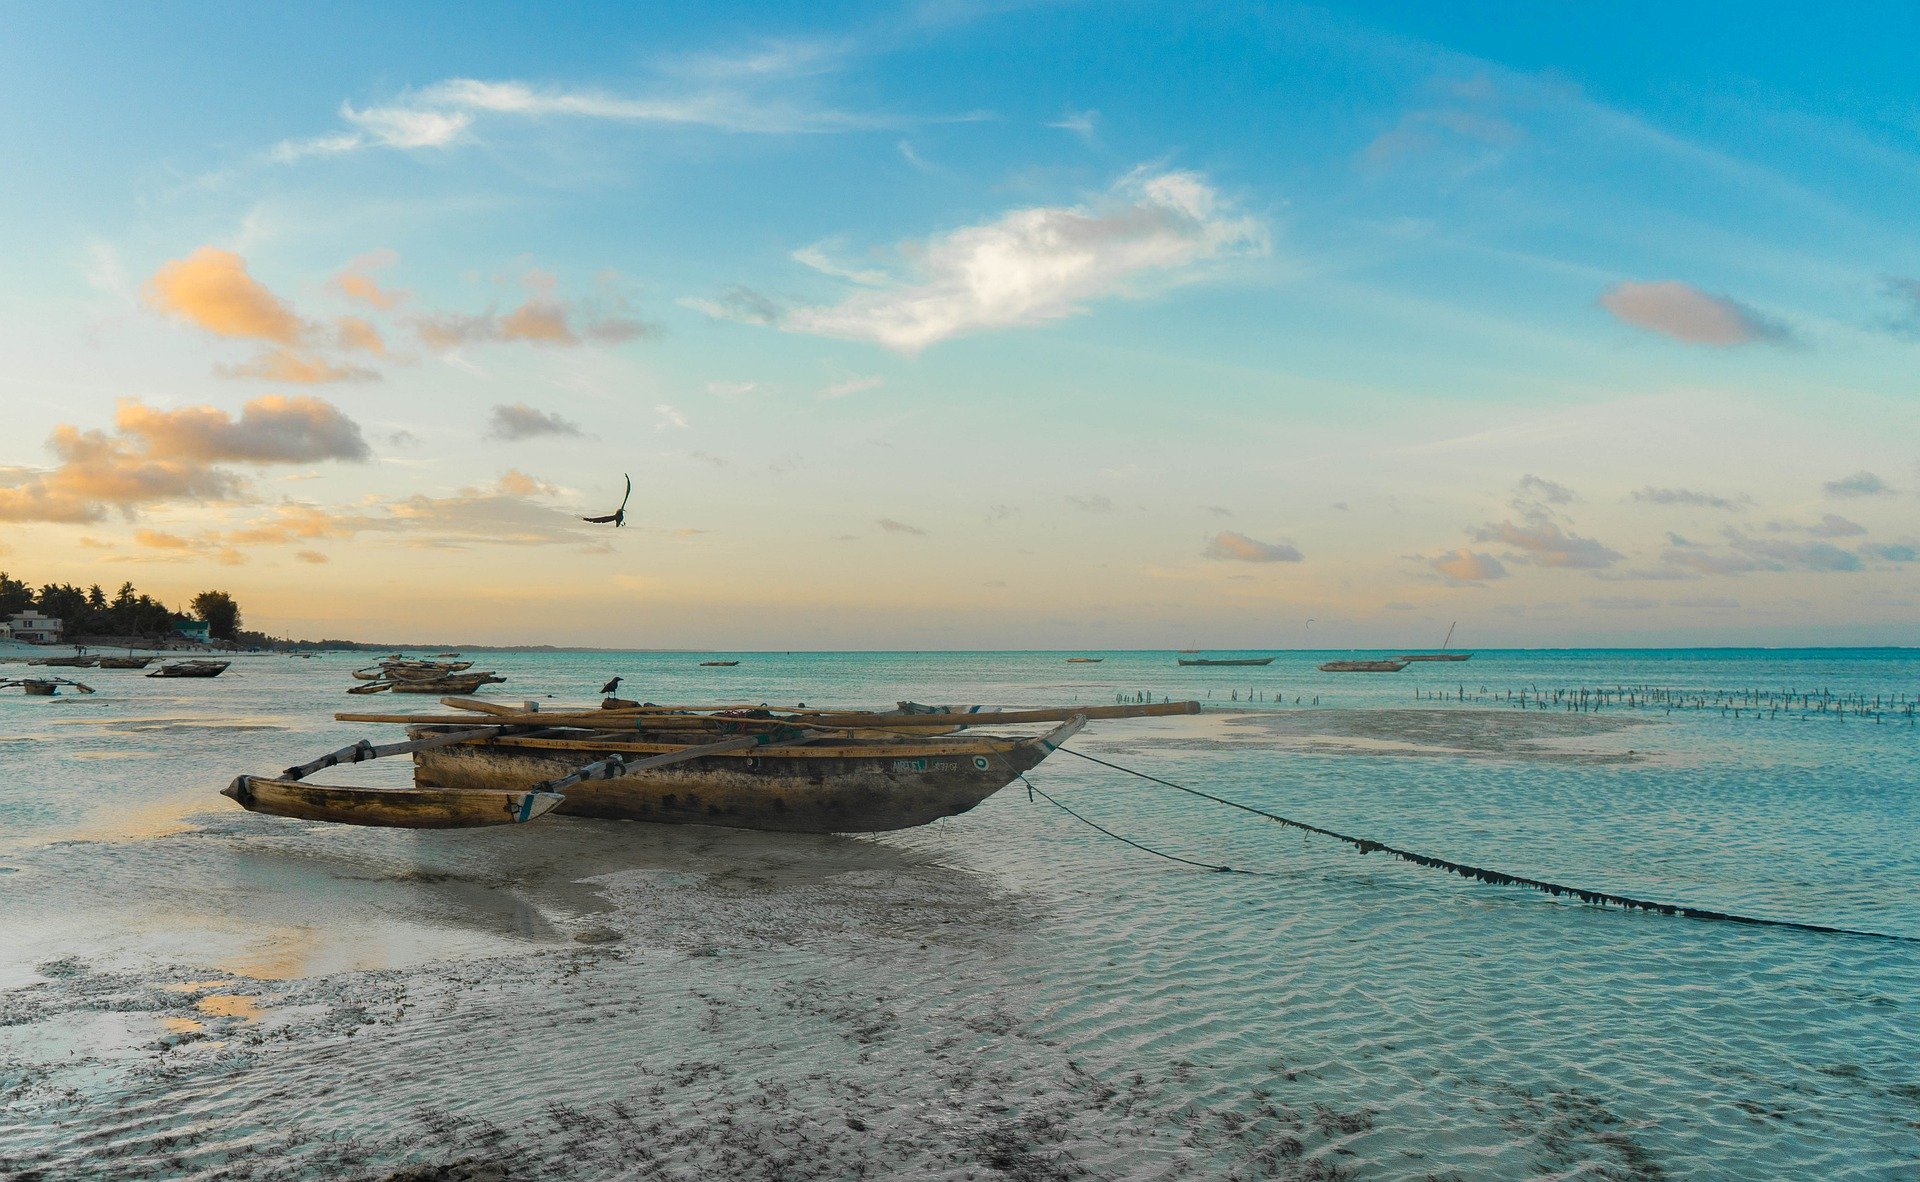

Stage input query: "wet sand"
[{"left": 4, "top": 663, "right": 1917, "bottom": 1180}]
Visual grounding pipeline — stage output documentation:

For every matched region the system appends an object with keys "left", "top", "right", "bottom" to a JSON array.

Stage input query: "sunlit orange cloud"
[
  {"left": 216, "top": 347, "right": 374, "bottom": 384},
  {"left": 498, "top": 298, "right": 577, "bottom": 342},
  {"left": 133, "top": 529, "right": 195, "bottom": 550},
  {"left": 334, "top": 316, "right": 387, "bottom": 355},
  {"left": 1430, "top": 548, "right": 1507, "bottom": 582},
  {"left": 0, "top": 397, "right": 369, "bottom": 523},
  {"left": 225, "top": 504, "right": 367, "bottom": 545},
  {"left": 332, "top": 250, "right": 406, "bottom": 309},
  {"left": 145, "top": 247, "right": 303, "bottom": 343},
  {"left": 115, "top": 396, "right": 370, "bottom": 463}
]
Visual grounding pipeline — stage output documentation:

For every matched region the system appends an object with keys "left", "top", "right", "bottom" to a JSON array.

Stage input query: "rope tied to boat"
[{"left": 1040, "top": 746, "right": 1920, "bottom": 945}]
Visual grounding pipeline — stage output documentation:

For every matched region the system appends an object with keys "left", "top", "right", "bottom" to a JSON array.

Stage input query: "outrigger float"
[{"left": 223, "top": 696, "right": 1199, "bottom": 832}]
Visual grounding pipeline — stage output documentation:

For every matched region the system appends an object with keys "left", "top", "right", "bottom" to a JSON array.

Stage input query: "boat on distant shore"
[
  {"left": 1400, "top": 622, "right": 1473, "bottom": 662},
  {"left": 29, "top": 654, "right": 97, "bottom": 668},
  {"left": 148, "top": 660, "right": 229, "bottom": 678},
  {"left": 1319, "top": 659, "right": 1409, "bottom": 673},
  {"left": 224, "top": 698, "right": 1200, "bottom": 833},
  {"left": 1066, "top": 657, "right": 1104, "bottom": 663},
  {"left": 1177, "top": 657, "right": 1275, "bottom": 667},
  {"left": 97, "top": 656, "right": 154, "bottom": 669},
  {"left": 699, "top": 660, "right": 740, "bottom": 667}
]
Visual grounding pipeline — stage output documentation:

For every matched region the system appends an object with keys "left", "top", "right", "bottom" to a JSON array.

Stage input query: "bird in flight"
[
  {"left": 600, "top": 675, "right": 622, "bottom": 696},
  {"left": 582, "top": 474, "right": 632, "bottom": 527}
]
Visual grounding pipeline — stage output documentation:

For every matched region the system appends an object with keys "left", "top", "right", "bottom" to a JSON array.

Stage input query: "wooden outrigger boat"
[
  {"left": 699, "top": 660, "right": 741, "bottom": 667},
  {"left": 29, "top": 654, "right": 98, "bottom": 668},
  {"left": 1400, "top": 621, "right": 1473, "bottom": 662},
  {"left": 2, "top": 676, "right": 94, "bottom": 696},
  {"left": 1066, "top": 657, "right": 1104, "bottom": 663},
  {"left": 1319, "top": 659, "right": 1409, "bottom": 673},
  {"left": 1177, "top": 657, "right": 1275, "bottom": 667},
  {"left": 97, "top": 655, "right": 154, "bottom": 669},
  {"left": 149, "top": 660, "right": 230, "bottom": 678},
  {"left": 223, "top": 697, "right": 1201, "bottom": 833}
]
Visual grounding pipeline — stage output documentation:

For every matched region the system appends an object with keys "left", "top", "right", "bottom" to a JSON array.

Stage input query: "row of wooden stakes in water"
[
  {"left": 1116, "top": 690, "right": 1322, "bottom": 705},
  {"left": 1406, "top": 683, "right": 1920, "bottom": 723}
]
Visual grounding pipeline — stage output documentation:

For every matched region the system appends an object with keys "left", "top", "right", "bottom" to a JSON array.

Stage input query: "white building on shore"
[{"left": 3, "top": 612, "right": 64, "bottom": 644}]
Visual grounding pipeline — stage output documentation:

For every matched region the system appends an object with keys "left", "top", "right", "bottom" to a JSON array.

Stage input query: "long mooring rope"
[{"left": 1046, "top": 745, "right": 1919, "bottom": 945}]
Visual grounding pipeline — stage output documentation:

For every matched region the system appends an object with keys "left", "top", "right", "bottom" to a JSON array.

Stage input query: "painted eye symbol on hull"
[{"left": 972, "top": 756, "right": 990, "bottom": 770}]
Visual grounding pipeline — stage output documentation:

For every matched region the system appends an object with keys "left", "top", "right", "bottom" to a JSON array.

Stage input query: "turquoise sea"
[{"left": 1, "top": 648, "right": 1916, "bottom": 1179}]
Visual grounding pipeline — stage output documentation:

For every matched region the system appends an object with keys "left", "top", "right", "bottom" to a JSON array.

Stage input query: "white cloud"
[
  {"left": 792, "top": 244, "right": 889, "bottom": 286},
  {"left": 1049, "top": 108, "right": 1099, "bottom": 140},
  {"left": 822, "top": 375, "right": 884, "bottom": 399},
  {"left": 654, "top": 404, "right": 689, "bottom": 431},
  {"left": 344, "top": 102, "right": 474, "bottom": 148},
  {"left": 273, "top": 73, "right": 870, "bottom": 162},
  {"left": 778, "top": 168, "right": 1268, "bottom": 352}
]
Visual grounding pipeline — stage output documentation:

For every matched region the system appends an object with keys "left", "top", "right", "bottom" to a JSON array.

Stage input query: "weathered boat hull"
[
  {"left": 411, "top": 729, "right": 1073, "bottom": 833},
  {"left": 223, "top": 776, "right": 563, "bottom": 828},
  {"left": 1319, "top": 660, "right": 1409, "bottom": 672},
  {"left": 149, "top": 661, "right": 230, "bottom": 678},
  {"left": 388, "top": 674, "right": 504, "bottom": 694},
  {"left": 97, "top": 657, "right": 154, "bottom": 669},
  {"left": 1398, "top": 653, "right": 1472, "bottom": 662},
  {"left": 29, "top": 656, "right": 97, "bottom": 668},
  {"left": 1176, "top": 658, "right": 1275, "bottom": 667},
  {"left": 23, "top": 681, "right": 58, "bottom": 696}
]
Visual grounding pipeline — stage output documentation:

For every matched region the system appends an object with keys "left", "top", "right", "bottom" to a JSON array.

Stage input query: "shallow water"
[{"left": 0, "top": 648, "right": 1916, "bottom": 1179}]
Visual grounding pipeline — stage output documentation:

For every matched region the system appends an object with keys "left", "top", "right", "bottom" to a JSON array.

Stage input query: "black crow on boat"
[
  {"left": 581, "top": 474, "right": 631, "bottom": 527},
  {"left": 600, "top": 676, "right": 622, "bottom": 695}
]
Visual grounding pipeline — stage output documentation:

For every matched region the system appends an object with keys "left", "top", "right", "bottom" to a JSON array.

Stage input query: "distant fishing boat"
[
  {"left": 1177, "top": 657, "right": 1275, "bottom": 667},
  {"left": 29, "top": 654, "right": 97, "bottom": 668},
  {"left": 148, "top": 660, "right": 230, "bottom": 678},
  {"left": 1400, "top": 621, "right": 1473, "bottom": 662},
  {"left": 1066, "top": 657, "right": 1104, "bottom": 663},
  {"left": 700, "top": 660, "right": 740, "bottom": 667},
  {"left": 1319, "top": 659, "right": 1408, "bottom": 673},
  {"left": 97, "top": 655, "right": 154, "bottom": 669},
  {"left": 223, "top": 698, "right": 1201, "bottom": 833}
]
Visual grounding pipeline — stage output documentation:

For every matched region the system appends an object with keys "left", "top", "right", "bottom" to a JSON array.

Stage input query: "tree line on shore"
[{"left": 0, "top": 572, "right": 241, "bottom": 641}]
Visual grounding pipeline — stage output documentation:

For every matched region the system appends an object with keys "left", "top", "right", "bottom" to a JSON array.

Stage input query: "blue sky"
[{"left": 0, "top": 1, "right": 1915, "bottom": 646}]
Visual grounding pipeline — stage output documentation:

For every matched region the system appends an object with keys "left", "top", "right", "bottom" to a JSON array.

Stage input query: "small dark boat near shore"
[
  {"left": 699, "top": 660, "right": 741, "bottom": 667},
  {"left": 1319, "top": 659, "right": 1409, "bottom": 673},
  {"left": 224, "top": 698, "right": 1200, "bottom": 833},
  {"left": 148, "top": 660, "right": 230, "bottom": 678},
  {"left": 28, "top": 654, "right": 97, "bottom": 668},
  {"left": 1177, "top": 657, "right": 1275, "bottom": 667},
  {"left": 97, "top": 656, "right": 155, "bottom": 669},
  {"left": 1066, "top": 657, "right": 1104, "bottom": 663}
]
